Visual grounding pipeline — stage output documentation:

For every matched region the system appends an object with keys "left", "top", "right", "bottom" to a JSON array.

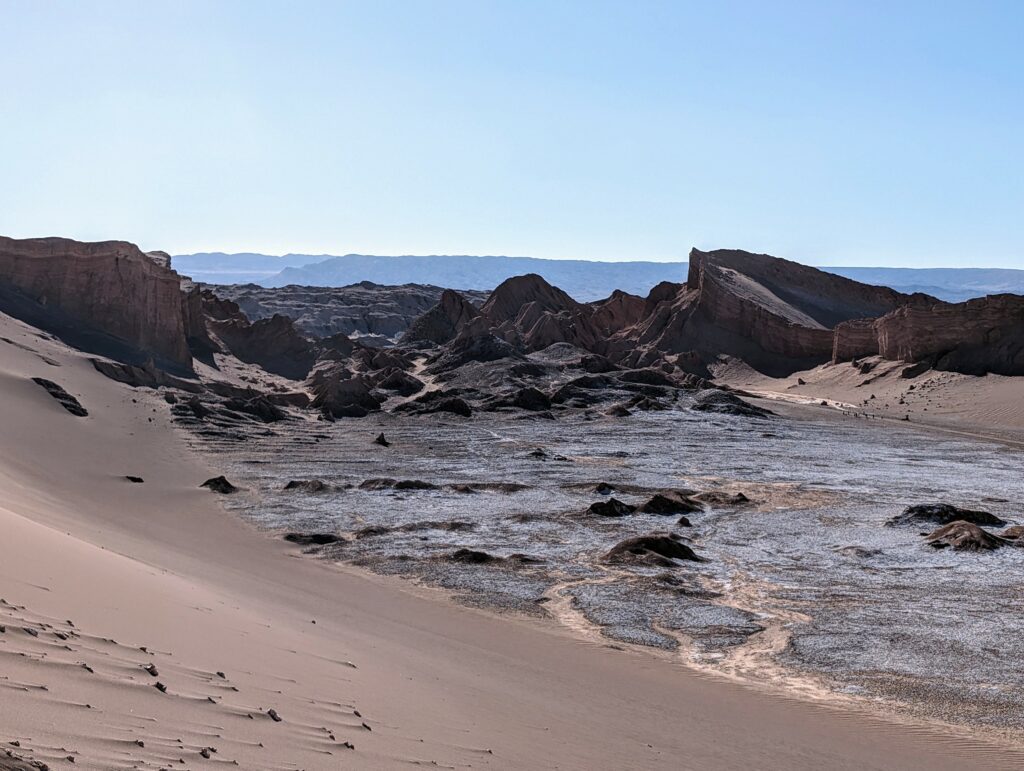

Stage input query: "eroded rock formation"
[{"left": 0, "top": 236, "right": 194, "bottom": 368}]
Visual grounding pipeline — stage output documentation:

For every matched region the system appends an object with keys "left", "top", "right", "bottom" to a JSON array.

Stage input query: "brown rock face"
[
  {"left": 925, "top": 521, "right": 1008, "bottom": 552},
  {"left": 832, "top": 317, "right": 880, "bottom": 361},
  {"left": 479, "top": 273, "right": 603, "bottom": 352},
  {"left": 200, "top": 291, "right": 317, "bottom": 380},
  {"left": 0, "top": 236, "right": 193, "bottom": 368},
  {"left": 401, "top": 289, "right": 482, "bottom": 345},
  {"left": 608, "top": 249, "right": 927, "bottom": 375},
  {"left": 401, "top": 247, "right": 962, "bottom": 379},
  {"left": 874, "top": 295, "right": 1024, "bottom": 375}
]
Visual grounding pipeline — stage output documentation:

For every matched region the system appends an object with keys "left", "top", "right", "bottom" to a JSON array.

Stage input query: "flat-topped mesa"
[
  {"left": 401, "top": 289, "right": 482, "bottom": 345},
  {"left": 0, "top": 235, "right": 193, "bottom": 368},
  {"left": 835, "top": 294, "right": 1024, "bottom": 375}
]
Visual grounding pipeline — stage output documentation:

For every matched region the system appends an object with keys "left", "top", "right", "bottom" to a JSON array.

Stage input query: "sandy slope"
[
  {"left": 1, "top": 314, "right": 1021, "bottom": 770},
  {"left": 719, "top": 356, "right": 1024, "bottom": 445}
]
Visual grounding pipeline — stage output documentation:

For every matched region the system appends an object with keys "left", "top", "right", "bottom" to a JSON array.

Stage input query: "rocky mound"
[
  {"left": 640, "top": 492, "right": 703, "bottom": 515},
  {"left": 602, "top": 532, "right": 704, "bottom": 567},
  {"left": 925, "top": 521, "right": 1009, "bottom": 551},
  {"left": 886, "top": 503, "right": 1007, "bottom": 528},
  {"left": 690, "top": 389, "right": 772, "bottom": 417}
]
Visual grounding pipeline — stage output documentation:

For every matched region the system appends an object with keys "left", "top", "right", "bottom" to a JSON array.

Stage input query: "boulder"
[
  {"left": 283, "top": 532, "right": 344, "bottom": 546},
  {"left": 886, "top": 503, "right": 1006, "bottom": 528},
  {"left": 587, "top": 498, "right": 637, "bottom": 517},
  {"left": 602, "top": 532, "right": 704, "bottom": 567},
  {"left": 201, "top": 476, "right": 238, "bottom": 494},
  {"left": 283, "top": 479, "right": 330, "bottom": 493},
  {"left": 1000, "top": 525, "right": 1024, "bottom": 540},
  {"left": 691, "top": 389, "right": 772, "bottom": 417},
  {"left": 925, "top": 521, "right": 1008, "bottom": 552},
  {"left": 640, "top": 492, "right": 703, "bottom": 515}
]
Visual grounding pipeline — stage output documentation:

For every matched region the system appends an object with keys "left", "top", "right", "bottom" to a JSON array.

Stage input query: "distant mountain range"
[{"left": 171, "top": 252, "right": 1024, "bottom": 303}]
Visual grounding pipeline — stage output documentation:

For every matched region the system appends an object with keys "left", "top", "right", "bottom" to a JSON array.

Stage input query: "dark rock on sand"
[
  {"left": 925, "top": 521, "right": 1009, "bottom": 551},
  {"left": 640, "top": 492, "right": 703, "bottom": 515},
  {"left": 690, "top": 389, "right": 772, "bottom": 417},
  {"left": 1000, "top": 525, "right": 1024, "bottom": 540},
  {"left": 200, "top": 476, "right": 239, "bottom": 494},
  {"left": 887, "top": 503, "right": 1006, "bottom": 528},
  {"left": 394, "top": 479, "right": 439, "bottom": 490},
  {"left": 447, "top": 548, "right": 499, "bottom": 564},
  {"left": 32, "top": 377, "right": 87, "bottom": 416},
  {"left": 587, "top": 498, "right": 637, "bottom": 517},
  {"left": 374, "top": 432, "right": 390, "bottom": 447},
  {"left": 359, "top": 478, "right": 438, "bottom": 491},
  {"left": 603, "top": 532, "right": 705, "bottom": 567},
  {"left": 283, "top": 532, "right": 344, "bottom": 546},
  {"left": 283, "top": 479, "right": 330, "bottom": 493},
  {"left": 693, "top": 491, "right": 750, "bottom": 506}
]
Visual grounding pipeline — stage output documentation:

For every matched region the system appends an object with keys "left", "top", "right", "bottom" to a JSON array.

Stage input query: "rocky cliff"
[
  {"left": 835, "top": 294, "right": 1024, "bottom": 375},
  {"left": 199, "top": 291, "right": 318, "bottom": 380},
  {"left": 604, "top": 249, "right": 928, "bottom": 375},
  {"left": 403, "top": 248, "right": 935, "bottom": 377},
  {"left": 201, "top": 281, "right": 489, "bottom": 345},
  {"left": 0, "top": 236, "right": 193, "bottom": 368}
]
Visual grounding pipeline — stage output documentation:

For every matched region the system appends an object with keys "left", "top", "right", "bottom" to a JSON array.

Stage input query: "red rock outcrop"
[
  {"left": 832, "top": 318, "right": 880, "bottom": 361},
  {"left": 0, "top": 236, "right": 193, "bottom": 367},
  {"left": 834, "top": 294, "right": 1024, "bottom": 375},
  {"left": 604, "top": 249, "right": 928, "bottom": 375}
]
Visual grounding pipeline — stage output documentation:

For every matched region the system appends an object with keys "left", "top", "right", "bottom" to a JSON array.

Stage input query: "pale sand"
[
  {"left": 1, "top": 314, "right": 1021, "bottom": 770},
  {"left": 719, "top": 356, "right": 1024, "bottom": 446}
]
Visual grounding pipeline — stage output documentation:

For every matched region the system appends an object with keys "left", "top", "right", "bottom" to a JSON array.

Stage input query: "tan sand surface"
[
  {"left": 1, "top": 313, "right": 1021, "bottom": 770},
  {"left": 718, "top": 356, "right": 1024, "bottom": 446}
]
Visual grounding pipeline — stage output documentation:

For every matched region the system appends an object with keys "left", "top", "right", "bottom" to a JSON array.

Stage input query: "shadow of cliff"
[{"left": 0, "top": 283, "right": 198, "bottom": 378}]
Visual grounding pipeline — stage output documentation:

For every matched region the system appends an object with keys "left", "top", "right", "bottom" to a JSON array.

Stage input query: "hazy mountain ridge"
[
  {"left": 172, "top": 252, "right": 1024, "bottom": 304},
  {"left": 174, "top": 253, "right": 687, "bottom": 301}
]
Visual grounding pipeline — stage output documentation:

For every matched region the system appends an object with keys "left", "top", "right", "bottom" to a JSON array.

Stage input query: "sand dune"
[{"left": 1, "top": 312, "right": 1021, "bottom": 769}]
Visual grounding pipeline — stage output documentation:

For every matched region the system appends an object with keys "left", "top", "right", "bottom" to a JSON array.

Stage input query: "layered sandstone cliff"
[
  {"left": 834, "top": 294, "right": 1024, "bottom": 375},
  {"left": 0, "top": 236, "right": 193, "bottom": 368},
  {"left": 605, "top": 249, "right": 928, "bottom": 375}
]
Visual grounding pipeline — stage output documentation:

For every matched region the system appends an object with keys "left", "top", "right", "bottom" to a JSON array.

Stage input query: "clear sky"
[{"left": 1, "top": 1, "right": 1021, "bottom": 266}]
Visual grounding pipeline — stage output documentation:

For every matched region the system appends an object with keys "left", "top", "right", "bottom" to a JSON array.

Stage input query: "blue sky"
[{"left": 1, "top": 1, "right": 1021, "bottom": 266}]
